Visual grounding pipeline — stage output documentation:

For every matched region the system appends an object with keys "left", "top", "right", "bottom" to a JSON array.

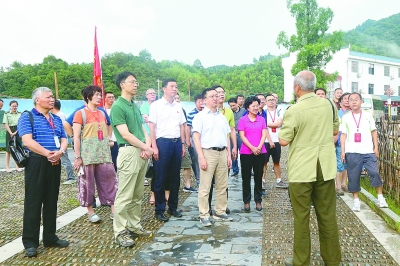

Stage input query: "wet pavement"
[{"left": 0, "top": 147, "right": 399, "bottom": 265}]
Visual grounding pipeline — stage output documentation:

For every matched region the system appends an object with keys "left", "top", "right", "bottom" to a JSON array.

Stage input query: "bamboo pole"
[{"left": 54, "top": 72, "right": 59, "bottom": 99}]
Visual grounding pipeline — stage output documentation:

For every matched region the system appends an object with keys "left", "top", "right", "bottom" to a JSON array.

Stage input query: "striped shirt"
[
  {"left": 17, "top": 108, "right": 66, "bottom": 151},
  {"left": 187, "top": 108, "right": 200, "bottom": 128}
]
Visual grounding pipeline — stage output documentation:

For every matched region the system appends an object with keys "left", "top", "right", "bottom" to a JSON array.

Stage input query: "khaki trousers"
[
  {"left": 113, "top": 146, "right": 148, "bottom": 238},
  {"left": 289, "top": 161, "right": 341, "bottom": 266},
  {"left": 198, "top": 149, "right": 228, "bottom": 218}
]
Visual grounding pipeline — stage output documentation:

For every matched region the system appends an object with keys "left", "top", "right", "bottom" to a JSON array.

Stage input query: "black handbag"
[
  {"left": 145, "top": 159, "right": 155, "bottom": 178},
  {"left": 9, "top": 137, "right": 29, "bottom": 167}
]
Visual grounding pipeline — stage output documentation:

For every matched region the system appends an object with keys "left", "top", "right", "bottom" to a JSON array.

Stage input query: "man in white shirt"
[
  {"left": 149, "top": 79, "right": 187, "bottom": 222},
  {"left": 340, "top": 92, "right": 388, "bottom": 212},
  {"left": 264, "top": 94, "right": 288, "bottom": 189},
  {"left": 192, "top": 88, "right": 233, "bottom": 227}
]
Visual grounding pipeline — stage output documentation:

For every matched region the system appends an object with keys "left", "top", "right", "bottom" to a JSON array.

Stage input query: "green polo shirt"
[
  {"left": 111, "top": 97, "right": 146, "bottom": 144},
  {"left": 278, "top": 93, "right": 339, "bottom": 182},
  {"left": 219, "top": 106, "right": 235, "bottom": 128}
]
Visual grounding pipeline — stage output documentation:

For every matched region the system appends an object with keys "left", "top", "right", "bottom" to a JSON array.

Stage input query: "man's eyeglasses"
[
  {"left": 124, "top": 80, "right": 139, "bottom": 86},
  {"left": 106, "top": 96, "right": 115, "bottom": 99},
  {"left": 216, "top": 91, "right": 225, "bottom": 95},
  {"left": 207, "top": 94, "right": 218, "bottom": 99},
  {"left": 146, "top": 92, "right": 156, "bottom": 95},
  {"left": 267, "top": 99, "right": 276, "bottom": 102}
]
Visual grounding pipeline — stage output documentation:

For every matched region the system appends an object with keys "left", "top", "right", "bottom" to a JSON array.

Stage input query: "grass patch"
[
  {"left": 360, "top": 176, "right": 400, "bottom": 217},
  {"left": 67, "top": 198, "right": 80, "bottom": 208}
]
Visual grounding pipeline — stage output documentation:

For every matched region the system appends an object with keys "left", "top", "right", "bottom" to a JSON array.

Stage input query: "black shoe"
[
  {"left": 25, "top": 247, "right": 37, "bottom": 257},
  {"left": 244, "top": 204, "right": 250, "bottom": 212},
  {"left": 167, "top": 209, "right": 182, "bottom": 217},
  {"left": 226, "top": 207, "right": 231, "bottom": 214},
  {"left": 256, "top": 203, "right": 263, "bottom": 211},
  {"left": 44, "top": 239, "right": 69, "bottom": 248},
  {"left": 155, "top": 213, "right": 169, "bottom": 222}
]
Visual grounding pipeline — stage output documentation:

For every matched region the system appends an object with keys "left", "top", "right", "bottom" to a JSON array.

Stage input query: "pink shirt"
[{"left": 237, "top": 115, "right": 267, "bottom": 155}]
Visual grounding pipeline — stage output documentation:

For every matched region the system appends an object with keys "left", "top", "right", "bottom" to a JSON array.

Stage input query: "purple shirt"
[{"left": 237, "top": 115, "right": 267, "bottom": 155}]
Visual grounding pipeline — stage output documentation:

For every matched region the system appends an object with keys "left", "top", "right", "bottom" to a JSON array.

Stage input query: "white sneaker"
[
  {"left": 88, "top": 213, "right": 101, "bottom": 223},
  {"left": 352, "top": 200, "right": 361, "bottom": 212},
  {"left": 379, "top": 197, "right": 388, "bottom": 208}
]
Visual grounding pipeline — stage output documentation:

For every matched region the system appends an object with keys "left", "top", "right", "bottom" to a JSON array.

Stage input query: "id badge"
[
  {"left": 271, "top": 128, "right": 276, "bottom": 133},
  {"left": 97, "top": 130, "right": 104, "bottom": 141},
  {"left": 54, "top": 136, "right": 60, "bottom": 148},
  {"left": 354, "top": 133, "right": 361, "bottom": 143}
]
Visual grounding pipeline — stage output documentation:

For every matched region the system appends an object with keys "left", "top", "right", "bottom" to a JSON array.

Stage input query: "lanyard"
[
  {"left": 351, "top": 110, "right": 362, "bottom": 132},
  {"left": 267, "top": 109, "right": 276, "bottom": 123}
]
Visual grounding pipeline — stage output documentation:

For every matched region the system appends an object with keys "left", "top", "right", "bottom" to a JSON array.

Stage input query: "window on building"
[
  {"left": 398, "top": 86, "right": 400, "bottom": 96},
  {"left": 368, "top": 64, "right": 374, "bottom": 75},
  {"left": 368, "top": 84, "right": 374, "bottom": 94},
  {"left": 351, "top": 82, "right": 358, "bottom": 92},
  {"left": 384, "top": 66, "right": 390, "bottom": 76},
  {"left": 398, "top": 68, "right": 400, "bottom": 78},
  {"left": 351, "top": 61, "right": 359, "bottom": 73}
]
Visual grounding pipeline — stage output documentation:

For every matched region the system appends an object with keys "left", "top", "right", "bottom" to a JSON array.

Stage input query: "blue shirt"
[
  {"left": 18, "top": 108, "right": 67, "bottom": 151},
  {"left": 187, "top": 108, "right": 200, "bottom": 128},
  {"left": 66, "top": 105, "right": 111, "bottom": 126}
]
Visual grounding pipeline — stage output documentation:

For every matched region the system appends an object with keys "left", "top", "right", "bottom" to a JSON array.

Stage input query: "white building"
[{"left": 282, "top": 47, "right": 400, "bottom": 114}]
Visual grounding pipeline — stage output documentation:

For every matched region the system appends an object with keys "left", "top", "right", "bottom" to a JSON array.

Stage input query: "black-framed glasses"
[{"left": 124, "top": 80, "right": 139, "bottom": 86}]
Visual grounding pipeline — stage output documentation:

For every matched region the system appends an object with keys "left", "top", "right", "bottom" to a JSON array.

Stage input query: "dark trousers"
[
  {"left": 153, "top": 138, "right": 182, "bottom": 214},
  {"left": 240, "top": 153, "right": 264, "bottom": 204},
  {"left": 22, "top": 155, "right": 61, "bottom": 248},
  {"left": 289, "top": 161, "right": 341, "bottom": 266},
  {"left": 110, "top": 141, "right": 119, "bottom": 172}
]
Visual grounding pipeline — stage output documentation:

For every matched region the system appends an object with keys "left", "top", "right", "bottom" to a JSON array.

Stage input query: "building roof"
[
  {"left": 376, "top": 95, "right": 400, "bottom": 101},
  {"left": 349, "top": 51, "right": 400, "bottom": 64}
]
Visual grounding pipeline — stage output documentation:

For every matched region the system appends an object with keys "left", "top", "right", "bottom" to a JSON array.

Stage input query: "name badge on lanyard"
[
  {"left": 352, "top": 111, "right": 362, "bottom": 143},
  {"left": 47, "top": 115, "right": 60, "bottom": 147}
]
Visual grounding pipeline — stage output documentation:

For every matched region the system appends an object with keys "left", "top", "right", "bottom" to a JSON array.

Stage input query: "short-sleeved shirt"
[
  {"left": 237, "top": 115, "right": 267, "bottom": 154},
  {"left": 53, "top": 110, "right": 67, "bottom": 123},
  {"left": 73, "top": 108, "right": 111, "bottom": 165},
  {"left": 265, "top": 108, "right": 283, "bottom": 143},
  {"left": 148, "top": 97, "right": 186, "bottom": 139},
  {"left": 18, "top": 108, "right": 66, "bottom": 151},
  {"left": 0, "top": 110, "right": 5, "bottom": 125},
  {"left": 219, "top": 106, "right": 235, "bottom": 128},
  {"left": 3, "top": 111, "right": 22, "bottom": 126},
  {"left": 232, "top": 107, "right": 246, "bottom": 130},
  {"left": 105, "top": 108, "right": 116, "bottom": 141},
  {"left": 66, "top": 105, "right": 111, "bottom": 126},
  {"left": 192, "top": 107, "right": 231, "bottom": 149},
  {"left": 339, "top": 110, "right": 376, "bottom": 154},
  {"left": 111, "top": 97, "right": 146, "bottom": 144},
  {"left": 140, "top": 102, "right": 151, "bottom": 135},
  {"left": 279, "top": 93, "right": 339, "bottom": 183}
]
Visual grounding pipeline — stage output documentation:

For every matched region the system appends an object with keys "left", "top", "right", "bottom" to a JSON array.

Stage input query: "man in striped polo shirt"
[{"left": 18, "top": 87, "right": 69, "bottom": 257}]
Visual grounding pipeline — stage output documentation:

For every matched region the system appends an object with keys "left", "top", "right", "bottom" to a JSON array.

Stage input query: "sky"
[{"left": 0, "top": 0, "right": 399, "bottom": 69}]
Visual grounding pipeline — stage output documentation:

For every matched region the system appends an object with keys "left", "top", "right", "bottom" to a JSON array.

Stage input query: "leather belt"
[
  {"left": 209, "top": 147, "right": 226, "bottom": 151},
  {"left": 118, "top": 144, "right": 132, "bottom": 148},
  {"left": 159, "top": 137, "right": 180, "bottom": 142}
]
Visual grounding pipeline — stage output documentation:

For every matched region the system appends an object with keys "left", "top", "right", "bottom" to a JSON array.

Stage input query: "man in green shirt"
[
  {"left": 111, "top": 71, "right": 154, "bottom": 247},
  {"left": 279, "top": 70, "right": 341, "bottom": 266}
]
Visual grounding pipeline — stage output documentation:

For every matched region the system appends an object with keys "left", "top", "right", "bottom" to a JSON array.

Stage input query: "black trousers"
[
  {"left": 240, "top": 153, "right": 264, "bottom": 204},
  {"left": 22, "top": 155, "right": 61, "bottom": 248}
]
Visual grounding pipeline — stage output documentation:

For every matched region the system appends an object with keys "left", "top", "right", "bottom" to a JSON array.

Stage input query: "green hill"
[{"left": 343, "top": 12, "right": 400, "bottom": 58}]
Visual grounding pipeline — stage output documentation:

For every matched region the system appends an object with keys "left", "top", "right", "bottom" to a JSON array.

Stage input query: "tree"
[
  {"left": 193, "top": 59, "right": 203, "bottom": 69},
  {"left": 276, "top": 0, "right": 343, "bottom": 88}
]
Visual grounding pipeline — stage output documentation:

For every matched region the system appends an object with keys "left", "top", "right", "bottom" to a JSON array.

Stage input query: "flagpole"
[{"left": 93, "top": 26, "right": 105, "bottom": 107}]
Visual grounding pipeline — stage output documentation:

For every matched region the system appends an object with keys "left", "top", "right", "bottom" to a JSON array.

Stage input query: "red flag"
[{"left": 93, "top": 27, "right": 105, "bottom": 106}]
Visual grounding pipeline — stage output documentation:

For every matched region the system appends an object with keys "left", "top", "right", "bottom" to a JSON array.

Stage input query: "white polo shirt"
[
  {"left": 266, "top": 108, "right": 283, "bottom": 143},
  {"left": 148, "top": 97, "right": 186, "bottom": 139},
  {"left": 339, "top": 110, "right": 376, "bottom": 154},
  {"left": 192, "top": 107, "right": 231, "bottom": 149}
]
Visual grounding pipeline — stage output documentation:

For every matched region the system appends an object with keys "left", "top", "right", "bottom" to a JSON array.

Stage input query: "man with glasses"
[
  {"left": 208, "top": 85, "right": 237, "bottom": 214},
  {"left": 264, "top": 94, "right": 288, "bottom": 189},
  {"left": 140, "top": 89, "right": 157, "bottom": 135},
  {"left": 149, "top": 79, "right": 187, "bottom": 222},
  {"left": 105, "top": 91, "right": 118, "bottom": 171},
  {"left": 193, "top": 88, "right": 233, "bottom": 226},
  {"left": 111, "top": 71, "right": 153, "bottom": 247}
]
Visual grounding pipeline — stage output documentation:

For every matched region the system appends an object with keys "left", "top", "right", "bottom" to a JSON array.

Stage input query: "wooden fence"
[{"left": 377, "top": 119, "right": 400, "bottom": 205}]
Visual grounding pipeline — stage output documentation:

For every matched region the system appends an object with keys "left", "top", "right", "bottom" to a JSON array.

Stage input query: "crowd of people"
[{"left": 6, "top": 69, "right": 389, "bottom": 266}]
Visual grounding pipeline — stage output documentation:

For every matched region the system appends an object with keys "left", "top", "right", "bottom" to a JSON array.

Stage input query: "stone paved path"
[{"left": 1, "top": 148, "right": 400, "bottom": 265}]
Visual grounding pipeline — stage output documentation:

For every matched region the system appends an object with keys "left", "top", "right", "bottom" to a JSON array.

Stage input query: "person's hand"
[
  {"left": 199, "top": 157, "right": 208, "bottom": 171},
  {"left": 73, "top": 157, "right": 83, "bottom": 171},
  {"left": 231, "top": 147, "right": 237, "bottom": 160},
  {"left": 141, "top": 146, "right": 154, "bottom": 159},
  {"left": 374, "top": 147, "right": 379, "bottom": 158},
  {"left": 185, "top": 140, "right": 191, "bottom": 148},
  {"left": 227, "top": 155, "right": 232, "bottom": 168},
  {"left": 340, "top": 153, "right": 345, "bottom": 163},
  {"left": 152, "top": 146, "right": 159, "bottom": 161},
  {"left": 182, "top": 145, "right": 186, "bottom": 158},
  {"left": 109, "top": 141, "right": 114, "bottom": 148},
  {"left": 269, "top": 141, "right": 275, "bottom": 149},
  {"left": 250, "top": 146, "right": 260, "bottom": 155},
  {"left": 48, "top": 150, "right": 62, "bottom": 162}
]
